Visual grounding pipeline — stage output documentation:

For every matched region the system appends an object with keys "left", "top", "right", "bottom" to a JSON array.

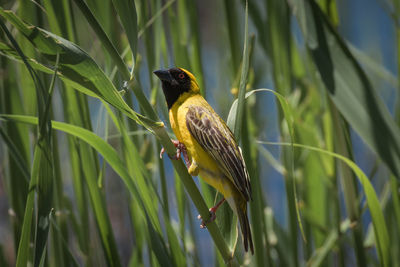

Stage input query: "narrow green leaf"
[
  {"left": 0, "top": 41, "right": 97, "bottom": 99},
  {"left": 228, "top": 89, "right": 293, "bottom": 138},
  {"left": 72, "top": 0, "right": 130, "bottom": 80},
  {"left": 0, "top": 127, "right": 30, "bottom": 182},
  {"left": 266, "top": 0, "right": 292, "bottom": 96},
  {"left": 15, "top": 144, "right": 40, "bottom": 267},
  {"left": 33, "top": 53, "right": 60, "bottom": 266},
  {"left": 257, "top": 145, "right": 286, "bottom": 175},
  {"left": 216, "top": 195, "right": 238, "bottom": 253},
  {"left": 185, "top": 0, "right": 205, "bottom": 95},
  {"left": 0, "top": 38, "right": 31, "bottom": 259},
  {"left": 348, "top": 42, "right": 398, "bottom": 88},
  {"left": 224, "top": 0, "right": 240, "bottom": 77},
  {"left": 0, "top": 8, "right": 159, "bottom": 129},
  {"left": 111, "top": 0, "right": 138, "bottom": 58},
  {"left": 2, "top": 114, "right": 178, "bottom": 266},
  {"left": 258, "top": 141, "right": 390, "bottom": 267},
  {"left": 293, "top": 1, "right": 400, "bottom": 180},
  {"left": 307, "top": 220, "right": 351, "bottom": 267},
  {"left": 49, "top": 213, "right": 80, "bottom": 267},
  {"left": 390, "top": 176, "right": 400, "bottom": 236},
  {"left": 233, "top": 0, "right": 249, "bottom": 141},
  {"left": 0, "top": 18, "right": 54, "bottom": 267}
]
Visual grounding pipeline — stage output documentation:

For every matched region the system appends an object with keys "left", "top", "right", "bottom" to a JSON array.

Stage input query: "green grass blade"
[
  {"left": 61, "top": 91, "right": 90, "bottom": 257},
  {"left": 104, "top": 105, "right": 163, "bottom": 230},
  {"left": 293, "top": 0, "right": 400, "bottom": 180},
  {"left": 49, "top": 213, "right": 80, "bottom": 267},
  {"left": 0, "top": 8, "right": 158, "bottom": 129},
  {"left": 228, "top": 89, "right": 292, "bottom": 137},
  {"left": 1, "top": 7, "right": 236, "bottom": 262},
  {"left": 33, "top": 140, "right": 53, "bottom": 266},
  {"left": 111, "top": 0, "right": 138, "bottom": 59},
  {"left": 0, "top": 17, "right": 54, "bottom": 266},
  {"left": 106, "top": 109, "right": 180, "bottom": 266},
  {"left": 329, "top": 100, "right": 366, "bottom": 266},
  {"left": 33, "top": 53, "right": 60, "bottom": 266},
  {"left": 72, "top": 0, "right": 130, "bottom": 80},
  {"left": 233, "top": 0, "right": 249, "bottom": 141},
  {"left": 186, "top": 1, "right": 205, "bottom": 95},
  {"left": 152, "top": 129, "right": 235, "bottom": 264},
  {"left": 16, "top": 144, "right": 42, "bottom": 267},
  {"left": 80, "top": 141, "right": 122, "bottom": 267},
  {"left": 42, "top": 0, "right": 63, "bottom": 36},
  {"left": 0, "top": 33, "right": 31, "bottom": 256},
  {"left": 167, "top": 1, "right": 190, "bottom": 69},
  {"left": 228, "top": 88, "right": 305, "bottom": 264},
  {"left": 240, "top": 107, "right": 265, "bottom": 265},
  {"left": 390, "top": 176, "right": 400, "bottom": 236},
  {"left": 1, "top": 36, "right": 233, "bottom": 267},
  {"left": 307, "top": 220, "right": 351, "bottom": 267},
  {"left": 348, "top": 43, "right": 398, "bottom": 88},
  {"left": 2, "top": 114, "right": 177, "bottom": 265},
  {"left": 223, "top": 0, "right": 240, "bottom": 78},
  {"left": 258, "top": 141, "right": 390, "bottom": 267},
  {"left": 0, "top": 127, "right": 30, "bottom": 182},
  {"left": 266, "top": 0, "right": 292, "bottom": 97}
]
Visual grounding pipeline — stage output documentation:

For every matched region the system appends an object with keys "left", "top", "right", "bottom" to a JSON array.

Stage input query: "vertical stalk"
[
  {"left": 224, "top": 0, "right": 240, "bottom": 79},
  {"left": 266, "top": 0, "right": 298, "bottom": 263},
  {"left": 186, "top": 1, "right": 205, "bottom": 96},
  {"left": 241, "top": 107, "right": 270, "bottom": 266},
  {"left": 329, "top": 99, "right": 366, "bottom": 266}
]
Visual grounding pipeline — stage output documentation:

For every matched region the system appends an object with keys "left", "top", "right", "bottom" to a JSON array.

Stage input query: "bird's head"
[{"left": 154, "top": 68, "right": 200, "bottom": 109}]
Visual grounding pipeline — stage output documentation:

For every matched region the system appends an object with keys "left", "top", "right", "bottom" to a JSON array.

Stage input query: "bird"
[{"left": 154, "top": 67, "right": 254, "bottom": 254}]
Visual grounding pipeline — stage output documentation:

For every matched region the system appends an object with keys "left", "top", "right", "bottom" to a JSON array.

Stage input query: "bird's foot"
[
  {"left": 160, "top": 140, "right": 190, "bottom": 167},
  {"left": 197, "top": 198, "right": 226, "bottom": 229},
  {"left": 198, "top": 210, "right": 216, "bottom": 229}
]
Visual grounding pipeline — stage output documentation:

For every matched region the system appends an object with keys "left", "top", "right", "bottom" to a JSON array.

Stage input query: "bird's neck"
[{"left": 168, "top": 91, "right": 196, "bottom": 110}]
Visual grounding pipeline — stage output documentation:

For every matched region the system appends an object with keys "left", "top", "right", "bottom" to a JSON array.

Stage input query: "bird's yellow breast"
[{"left": 169, "top": 93, "right": 233, "bottom": 196}]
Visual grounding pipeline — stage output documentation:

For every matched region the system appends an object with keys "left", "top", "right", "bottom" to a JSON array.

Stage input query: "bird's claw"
[
  {"left": 197, "top": 198, "right": 226, "bottom": 228},
  {"left": 160, "top": 147, "right": 181, "bottom": 160},
  {"left": 197, "top": 209, "right": 217, "bottom": 229},
  {"left": 160, "top": 140, "right": 182, "bottom": 159},
  {"left": 160, "top": 140, "right": 190, "bottom": 168}
]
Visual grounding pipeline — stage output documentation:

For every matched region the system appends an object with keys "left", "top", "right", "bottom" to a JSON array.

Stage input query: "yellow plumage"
[
  {"left": 155, "top": 67, "right": 253, "bottom": 254},
  {"left": 170, "top": 94, "right": 230, "bottom": 193}
]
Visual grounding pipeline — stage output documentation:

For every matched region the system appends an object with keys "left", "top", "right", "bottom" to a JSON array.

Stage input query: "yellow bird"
[{"left": 154, "top": 67, "right": 254, "bottom": 254}]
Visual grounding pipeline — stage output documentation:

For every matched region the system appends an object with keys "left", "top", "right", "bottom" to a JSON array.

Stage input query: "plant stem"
[{"left": 72, "top": 0, "right": 130, "bottom": 80}]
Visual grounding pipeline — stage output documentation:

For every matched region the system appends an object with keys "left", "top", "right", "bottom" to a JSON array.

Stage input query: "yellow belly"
[{"left": 169, "top": 93, "right": 234, "bottom": 198}]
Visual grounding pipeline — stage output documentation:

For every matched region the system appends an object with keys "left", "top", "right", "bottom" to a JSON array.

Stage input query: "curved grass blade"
[
  {"left": 111, "top": 0, "right": 138, "bottom": 59},
  {"left": 258, "top": 141, "right": 390, "bottom": 267},
  {"left": 1, "top": 8, "right": 234, "bottom": 262},
  {"left": 1, "top": 114, "right": 177, "bottom": 266},
  {"left": 72, "top": 0, "right": 130, "bottom": 80},
  {"left": 0, "top": 36, "right": 234, "bottom": 266},
  {"left": 228, "top": 88, "right": 306, "bottom": 260},
  {"left": 0, "top": 19, "right": 55, "bottom": 266},
  {"left": 292, "top": 0, "right": 400, "bottom": 181},
  {"left": 0, "top": 127, "right": 30, "bottom": 182},
  {"left": 0, "top": 8, "right": 160, "bottom": 130}
]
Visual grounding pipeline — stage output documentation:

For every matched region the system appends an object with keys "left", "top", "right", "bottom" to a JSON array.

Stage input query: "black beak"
[{"left": 153, "top": 69, "right": 173, "bottom": 83}]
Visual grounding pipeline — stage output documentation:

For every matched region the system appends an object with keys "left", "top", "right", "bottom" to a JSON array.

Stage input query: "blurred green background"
[{"left": 0, "top": 0, "right": 399, "bottom": 266}]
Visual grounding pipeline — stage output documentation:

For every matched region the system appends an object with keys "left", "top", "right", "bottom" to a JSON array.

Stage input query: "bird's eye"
[{"left": 178, "top": 73, "right": 185, "bottom": 79}]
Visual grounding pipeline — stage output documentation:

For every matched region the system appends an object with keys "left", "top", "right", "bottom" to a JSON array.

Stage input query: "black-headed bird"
[{"left": 154, "top": 67, "right": 254, "bottom": 254}]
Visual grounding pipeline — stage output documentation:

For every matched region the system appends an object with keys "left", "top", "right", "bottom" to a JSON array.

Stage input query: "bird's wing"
[{"left": 186, "top": 105, "right": 251, "bottom": 201}]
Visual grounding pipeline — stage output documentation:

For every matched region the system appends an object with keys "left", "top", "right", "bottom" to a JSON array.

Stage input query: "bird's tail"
[{"left": 237, "top": 202, "right": 254, "bottom": 254}]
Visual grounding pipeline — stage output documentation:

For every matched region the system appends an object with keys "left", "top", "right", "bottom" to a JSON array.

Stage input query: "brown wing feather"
[{"left": 186, "top": 106, "right": 251, "bottom": 201}]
